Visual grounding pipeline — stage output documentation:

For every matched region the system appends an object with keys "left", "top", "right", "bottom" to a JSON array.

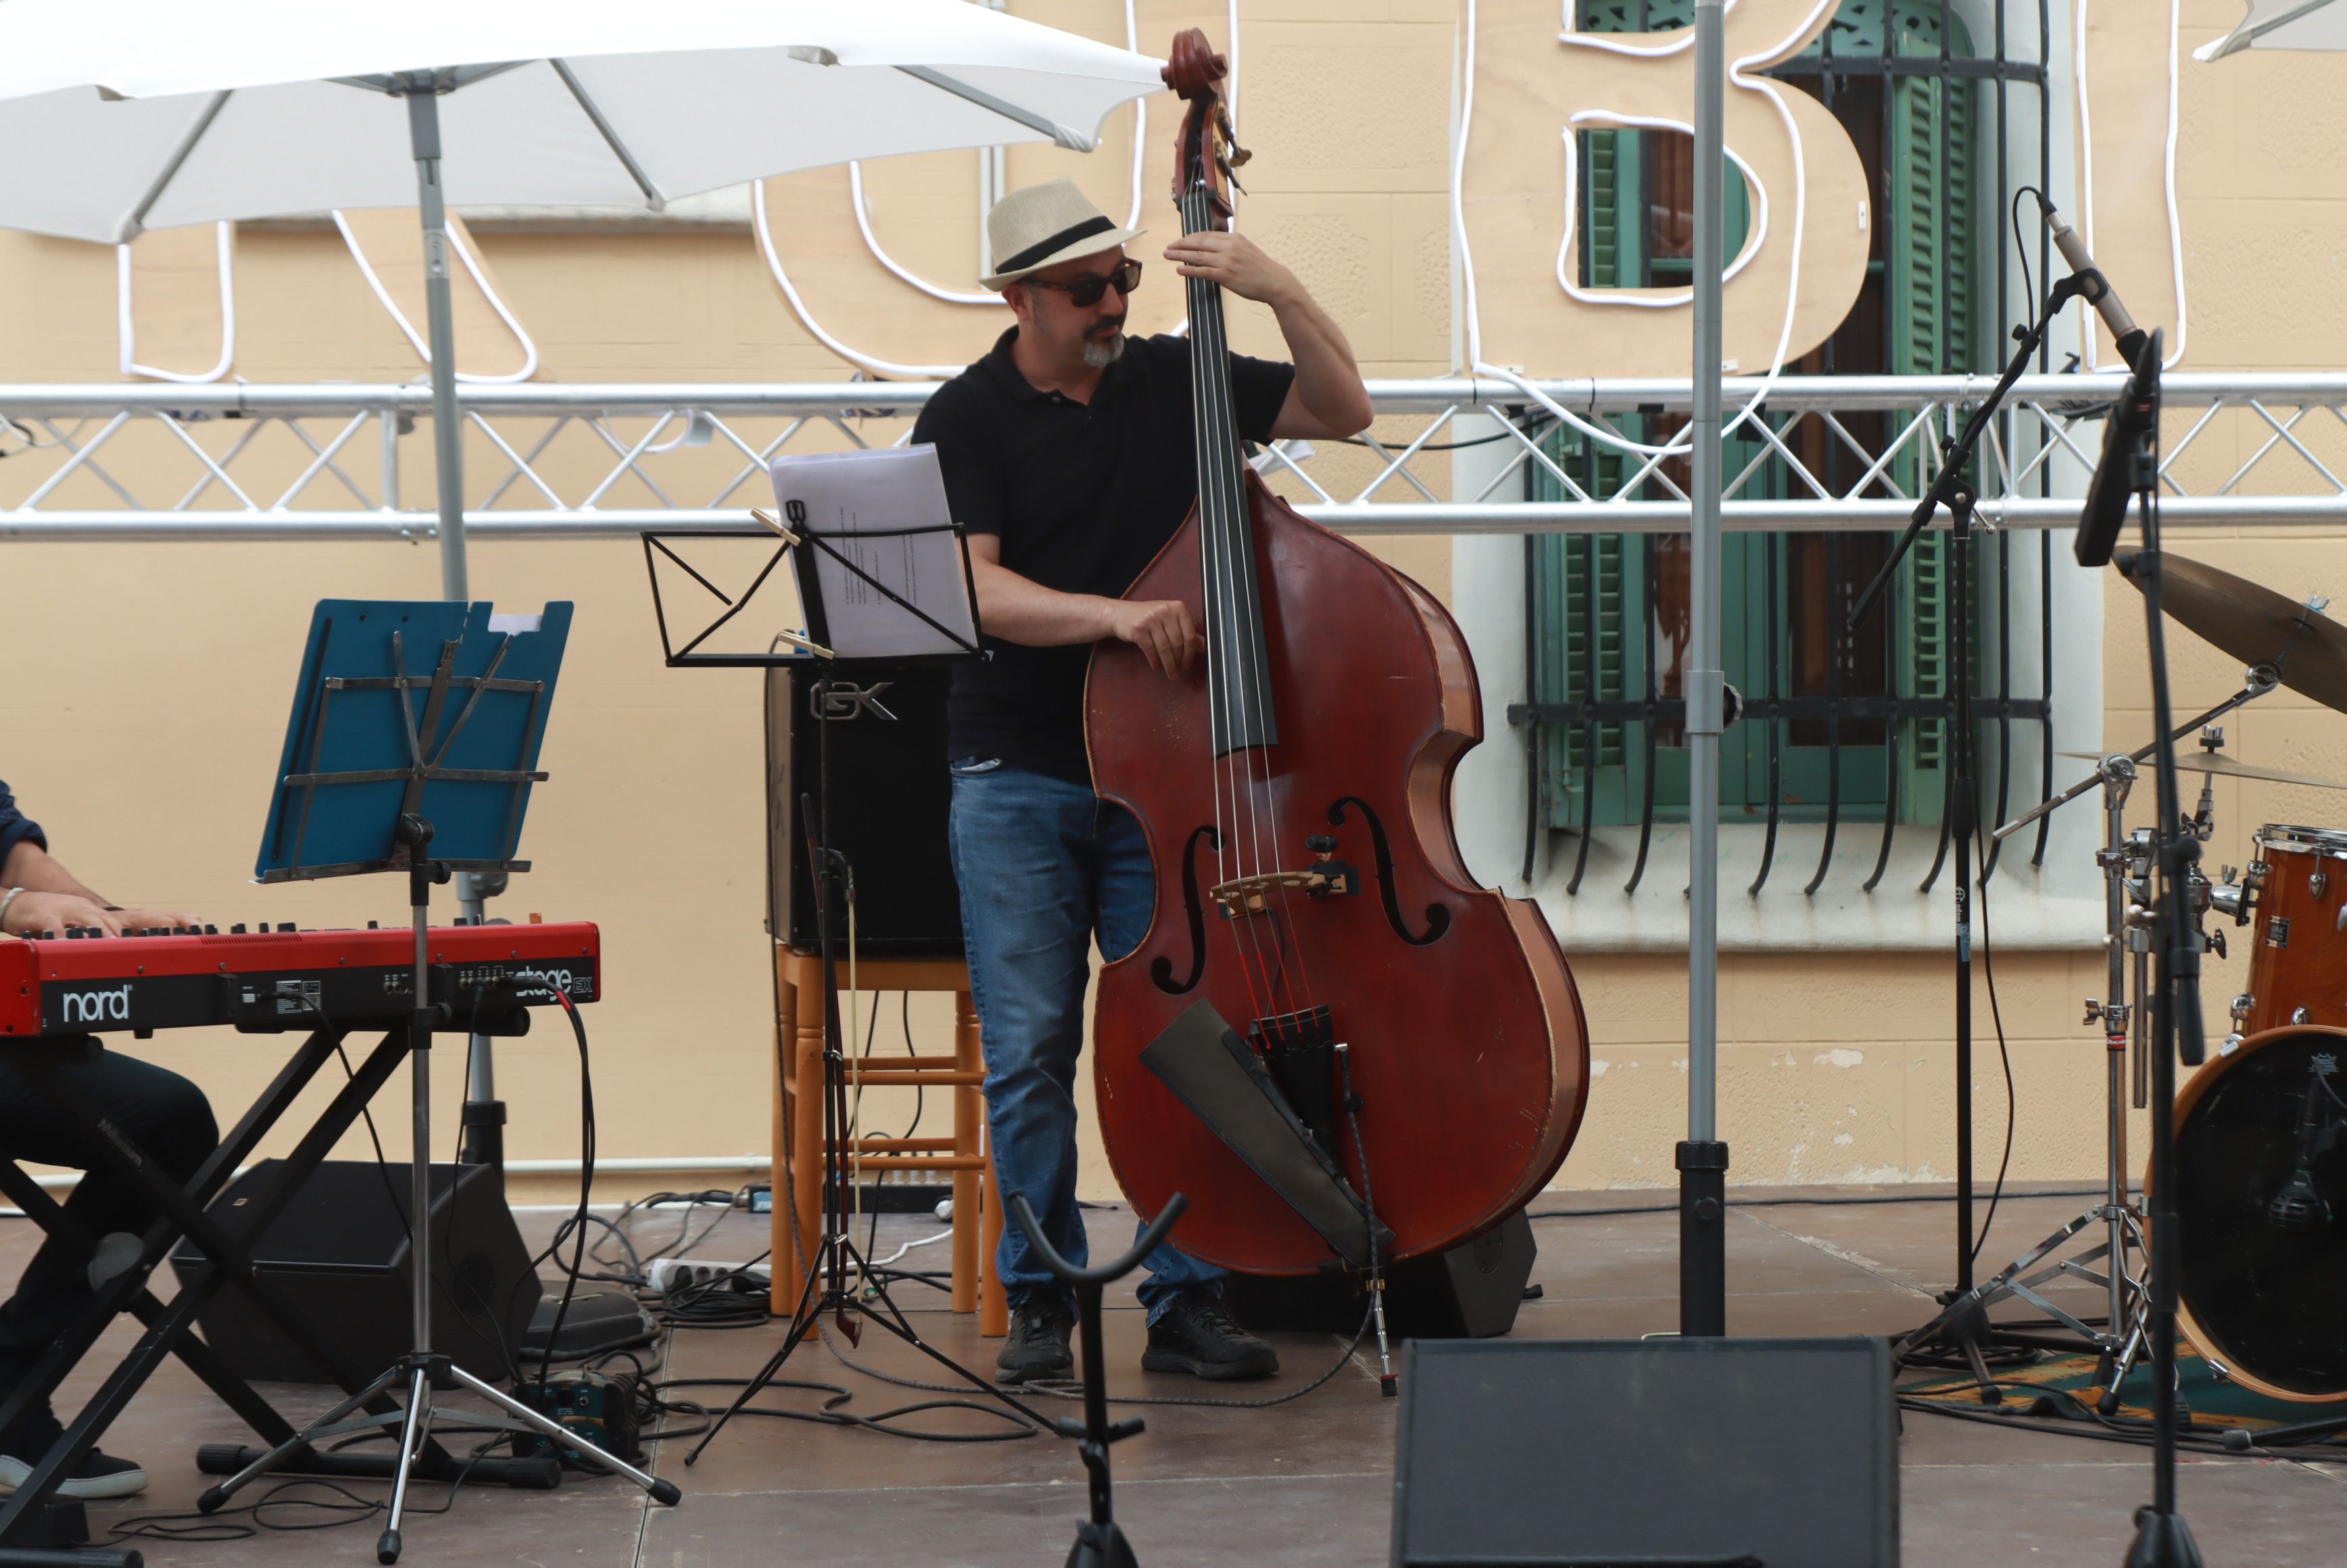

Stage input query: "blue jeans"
[{"left": 948, "top": 759, "right": 1223, "bottom": 1323}]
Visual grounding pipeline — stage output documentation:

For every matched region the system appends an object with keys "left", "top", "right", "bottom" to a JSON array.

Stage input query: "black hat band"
[{"left": 996, "top": 214, "right": 1119, "bottom": 275}]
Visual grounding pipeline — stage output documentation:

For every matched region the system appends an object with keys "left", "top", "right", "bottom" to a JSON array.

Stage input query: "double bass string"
[
  {"left": 1182, "top": 181, "right": 1317, "bottom": 1028},
  {"left": 1182, "top": 186, "right": 1278, "bottom": 1023}
]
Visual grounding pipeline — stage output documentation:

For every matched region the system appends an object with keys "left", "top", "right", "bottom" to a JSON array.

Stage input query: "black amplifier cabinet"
[
  {"left": 170, "top": 1160, "right": 539, "bottom": 1386},
  {"left": 765, "top": 661, "right": 963, "bottom": 959}
]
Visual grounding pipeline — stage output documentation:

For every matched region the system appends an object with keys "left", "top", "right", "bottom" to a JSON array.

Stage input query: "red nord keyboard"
[{"left": 0, "top": 922, "right": 600, "bottom": 1040}]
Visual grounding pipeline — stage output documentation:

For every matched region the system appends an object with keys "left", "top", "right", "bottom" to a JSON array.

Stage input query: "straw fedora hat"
[{"left": 980, "top": 178, "right": 1143, "bottom": 291}]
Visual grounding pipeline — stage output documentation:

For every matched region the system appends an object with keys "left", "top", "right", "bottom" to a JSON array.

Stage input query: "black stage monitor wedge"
[
  {"left": 765, "top": 660, "right": 963, "bottom": 958},
  {"left": 170, "top": 1160, "right": 541, "bottom": 1386},
  {"left": 1393, "top": 1336, "right": 1898, "bottom": 1568}
]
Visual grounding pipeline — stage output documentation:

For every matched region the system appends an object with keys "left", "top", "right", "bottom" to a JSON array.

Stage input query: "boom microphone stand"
[
  {"left": 2081, "top": 335, "right": 2203, "bottom": 1568},
  {"left": 1847, "top": 268, "right": 2100, "bottom": 1380}
]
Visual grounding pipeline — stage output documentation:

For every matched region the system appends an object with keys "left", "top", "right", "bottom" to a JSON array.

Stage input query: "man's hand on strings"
[
  {"left": 1109, "top": 599, "right": 1202, "bottom": 677},
  {"left": 1163, "top": 230, "right": 1300, "bottom": 309}
]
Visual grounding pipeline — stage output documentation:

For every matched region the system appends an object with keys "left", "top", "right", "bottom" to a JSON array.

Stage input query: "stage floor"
[{"left": 17, "top": 1185, "right": 2344, "bottom": 1566}]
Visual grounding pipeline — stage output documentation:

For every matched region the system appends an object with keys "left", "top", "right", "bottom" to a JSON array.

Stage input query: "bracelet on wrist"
[{"left": 0, "top": 887, "right": 24, "bottom": 931}]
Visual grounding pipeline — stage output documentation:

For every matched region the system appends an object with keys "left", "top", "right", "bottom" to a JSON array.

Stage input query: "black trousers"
[{"left": 0, "top": 1051, "right": 218, "bottom": 1419}]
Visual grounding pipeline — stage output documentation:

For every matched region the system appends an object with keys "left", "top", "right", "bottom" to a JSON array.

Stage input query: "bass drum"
[{"left": 2164, "top": 1025, "right": 2347, "bottom": 1402}]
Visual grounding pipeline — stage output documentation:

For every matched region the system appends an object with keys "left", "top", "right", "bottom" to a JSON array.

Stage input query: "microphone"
[
  {"left": 2075, "top": 328, "right": 2162, "bottom": 568},
  {"left": 2046, "top": 204, "right": 2150, "bottom": 366}
]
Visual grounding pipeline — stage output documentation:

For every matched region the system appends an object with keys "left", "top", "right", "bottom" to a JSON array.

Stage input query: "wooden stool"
[{"left": 771, "top": 948, "right": 1009, "bottom": 1336}]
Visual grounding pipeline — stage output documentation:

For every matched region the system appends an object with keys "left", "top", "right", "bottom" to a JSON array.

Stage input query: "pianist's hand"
[
  {"left": 1, "top": 891, "right": 122, "bottom": 937},
  {"left": 112, "top": 907, "right": 201, "bottom": 933}
]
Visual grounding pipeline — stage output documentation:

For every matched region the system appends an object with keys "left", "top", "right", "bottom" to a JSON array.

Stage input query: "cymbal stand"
[{"left": 1895, "top": 755, "right": 2154, "bottom": 1400}]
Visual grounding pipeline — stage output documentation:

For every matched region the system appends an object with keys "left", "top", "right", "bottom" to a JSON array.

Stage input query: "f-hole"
[
  {"left": 1329, "top": 796, "right": 1450, "bottom": 947},
  {"left": 1151, "top": 823, "right": 1222, "bottom": 995}
]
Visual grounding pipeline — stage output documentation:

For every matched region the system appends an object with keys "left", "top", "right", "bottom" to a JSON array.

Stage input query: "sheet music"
[{"left": 769, "top": 445, "right": 978, "bottom": 660}]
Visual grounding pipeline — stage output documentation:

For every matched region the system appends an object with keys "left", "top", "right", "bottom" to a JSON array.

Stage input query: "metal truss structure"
[{"left": 4, "top": 372, "right": 2347, "bottom": 540}]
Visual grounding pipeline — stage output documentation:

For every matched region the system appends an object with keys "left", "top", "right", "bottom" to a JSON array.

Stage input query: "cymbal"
[
  {"left": 2060, "top": 750, "right": 2347, "bottom": 791},
  {"left": 2117, "top": 552, "right": 2347, "bottom": 713}
]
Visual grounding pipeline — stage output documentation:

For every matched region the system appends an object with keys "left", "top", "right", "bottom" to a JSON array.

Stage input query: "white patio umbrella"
[
  {"left": 0, "top": 0, "right": 1164, "bottom": 598},
  {"left": 2197, "top": 0, "right": 2347, "bottom": 59}
]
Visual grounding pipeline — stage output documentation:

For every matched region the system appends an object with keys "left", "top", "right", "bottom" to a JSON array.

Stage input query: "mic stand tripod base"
[
  {"left": 1068, "top": 1520, "right": 1141, "bottom": 1568},
  {"left": 2125, "top": 1505, "right": 2204, "bottom": 1568}
]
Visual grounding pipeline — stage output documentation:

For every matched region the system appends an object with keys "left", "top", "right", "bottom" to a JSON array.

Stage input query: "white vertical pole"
[
  {"left": 406, "top": 80, "right": 468, "bottom": 604},
  {"left": 1679, "top": 0, "right": 1730, "bottom": 1338}
]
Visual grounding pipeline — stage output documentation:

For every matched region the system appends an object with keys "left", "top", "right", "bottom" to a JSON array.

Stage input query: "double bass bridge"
[
  {"left": 1208, "top": 867, "right": 1350, "bottom": 920},
  {"left": 1208, "top": 834, "right": 1359, "bottom": 920}
]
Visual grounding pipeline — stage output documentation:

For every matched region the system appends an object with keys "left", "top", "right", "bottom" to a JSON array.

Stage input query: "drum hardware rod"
[
  {"left": 2130, "top": 829, "right": 2157, "bottom": 1109},
  {"left": 2100, "top": 766, "right": 2139, "bottom": 1356},
  {"left": 1993, "top": 664, "right": 2280, "bottom": 842}
]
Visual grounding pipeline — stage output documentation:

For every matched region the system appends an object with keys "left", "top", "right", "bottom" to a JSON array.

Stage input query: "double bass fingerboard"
[{"left": 1178, "top": 187, "right": 1280, "bottom": 760}]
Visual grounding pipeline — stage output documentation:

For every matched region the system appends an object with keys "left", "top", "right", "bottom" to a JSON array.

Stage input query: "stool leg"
[
  {"left": 770, "top": 947, "right": 796, "bottom": 1317},
  {"left": 979, "top": 1133, "right": 1008, "bottom": 1338},
  {"left": 951, "top": 989, "right": 980, "bottom": 1314},
  {"left": 788, "top": 950, "right": 827, "bottom": 1335}
]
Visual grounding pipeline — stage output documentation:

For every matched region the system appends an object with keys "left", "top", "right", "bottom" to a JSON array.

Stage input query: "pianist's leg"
[{"left": 0, "top": 1049, "right": 218, "bottom": 1498}]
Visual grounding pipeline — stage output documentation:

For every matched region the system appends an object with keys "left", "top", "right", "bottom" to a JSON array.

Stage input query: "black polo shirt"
[{"left": 914, "top": 326, "right": 1295, "bottom": 785}]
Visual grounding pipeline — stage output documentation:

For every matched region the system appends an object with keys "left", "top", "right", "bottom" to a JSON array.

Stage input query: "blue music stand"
[
  {"left": 256, "top": 599, "right": 571, "bottom": 882},
  {"left": 212, "top": 599, "right": 678, "bottom": 1561}
]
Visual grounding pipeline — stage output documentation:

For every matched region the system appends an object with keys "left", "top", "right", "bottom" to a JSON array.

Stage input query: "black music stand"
[
  {"left": 194, "top": 600, "right": 679, "bottom": 1565},
  {"left": 1008, "top": 1192, "right": 1186, "bottom": 1568},
  {"left": 641, "top": 450, "right": 1041, "bottom": 1463}
]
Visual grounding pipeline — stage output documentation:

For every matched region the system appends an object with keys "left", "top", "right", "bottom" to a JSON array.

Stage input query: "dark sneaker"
[
  {"left": 0, "top": 1414, "right": 147, "bottom": 1499},
  {"left": 1142, "top": 1290, "right": 1279, "bottom": 1381},
  {"left": 996, "top": 1298, "right": 1076, "bottom": 1385}
]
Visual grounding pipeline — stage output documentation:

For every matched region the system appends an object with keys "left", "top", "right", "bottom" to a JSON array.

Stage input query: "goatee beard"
[{"left": 1082, "top": 333, "right": 1126, "bottom": 370}]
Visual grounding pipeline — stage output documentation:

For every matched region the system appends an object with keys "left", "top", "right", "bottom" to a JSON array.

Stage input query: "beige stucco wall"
[{"left": 1, "top": 0, "right": 2338, "bottom": 1210}]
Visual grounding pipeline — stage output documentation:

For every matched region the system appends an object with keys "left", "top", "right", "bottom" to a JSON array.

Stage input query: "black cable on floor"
[
  {"left": 648, "top": 1375, "right": 1034, "bottom": 1443},
  {"left": 1525, "top": 1186, "right": 2104, "bottom": 1221},
  {"left": 1897, "top": 1390, "right": 2347, "bottom": 1465},
  {"left": 815, "top": 1305, "right": 1376, "bottom": 1414},
  {"left": 105, "top": 1436, "right": 506, "bottom": 1543}
]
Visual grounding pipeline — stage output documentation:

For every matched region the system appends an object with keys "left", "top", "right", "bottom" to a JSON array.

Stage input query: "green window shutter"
[
  {"left": 1887, "top": 41, "right": 1977, "bottom": 825},
  {"left": 1533, "top": 432, "right": 1639, "bottom": 829},
  {"left": 1581, "top": 129, "right": 1637, "bottom": 289}
]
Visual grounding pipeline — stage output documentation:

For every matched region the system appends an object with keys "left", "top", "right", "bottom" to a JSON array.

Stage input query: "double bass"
[{"left": 1084, "top": 30, "right": 1591, "bottom": 1277}]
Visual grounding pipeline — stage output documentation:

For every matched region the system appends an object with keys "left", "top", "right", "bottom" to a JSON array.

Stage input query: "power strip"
[{"left": 646, "top": 1256, "right": 771, "bottom": 1296}]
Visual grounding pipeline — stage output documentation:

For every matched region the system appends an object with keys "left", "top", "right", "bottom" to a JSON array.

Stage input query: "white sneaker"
[{"left": 0, "top": 1446, "right": 149, "bottom": 1499}]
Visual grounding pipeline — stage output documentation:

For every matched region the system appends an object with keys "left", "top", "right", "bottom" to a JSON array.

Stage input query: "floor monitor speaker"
[
  {"left": 1392, "top": 1336, "right": 1898, "bottom": 1567},
  {"left": 1225, "top": 1210, "right": 1537, "bottom": 1339},
  {"left": 169, "top": 1159, "right": 540, "bottom": 1385},
  {"left": 766, "top": 661, "right": 963, "bottom": 958}
]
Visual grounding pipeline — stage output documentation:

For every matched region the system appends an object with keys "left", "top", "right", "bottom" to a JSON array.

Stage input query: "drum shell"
[
  {"left": 2241, "top": 826, "right": 2347, "bottom": 1035},
  {"left": 2158, "top": 1023, "right": 2347, "bottom": 1403}
]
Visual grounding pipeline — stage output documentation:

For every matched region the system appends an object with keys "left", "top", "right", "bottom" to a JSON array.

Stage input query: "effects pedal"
[{"left": 511, "top": 1370, "right": 643, "bottom": 1466}]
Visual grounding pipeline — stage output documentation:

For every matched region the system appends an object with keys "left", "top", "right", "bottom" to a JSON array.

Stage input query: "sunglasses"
[{"left": 1023, "top": 258, "right": 1143, "bottom": 308}]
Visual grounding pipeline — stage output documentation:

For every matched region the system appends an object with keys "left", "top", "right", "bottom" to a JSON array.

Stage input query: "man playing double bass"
[{"left": 913, "top": 178, "right": 1373, "bottom": 1385}]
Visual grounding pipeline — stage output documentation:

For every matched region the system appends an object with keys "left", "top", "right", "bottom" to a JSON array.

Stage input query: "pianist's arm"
[{"left": 1, "top": 780, "right": 197, "bottom": 937}]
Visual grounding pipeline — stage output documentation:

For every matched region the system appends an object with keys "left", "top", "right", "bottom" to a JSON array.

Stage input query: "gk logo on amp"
[{"left": 59, "top": 985, "right": 132, "bottom": 1024}]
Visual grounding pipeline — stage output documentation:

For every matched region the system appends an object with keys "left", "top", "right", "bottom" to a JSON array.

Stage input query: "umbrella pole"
[{"left": 404, "top": 79, "right": 470, "bottom": 603}]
